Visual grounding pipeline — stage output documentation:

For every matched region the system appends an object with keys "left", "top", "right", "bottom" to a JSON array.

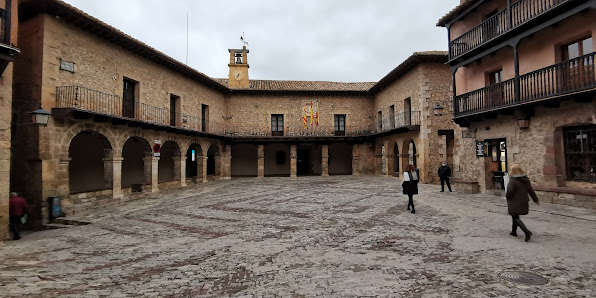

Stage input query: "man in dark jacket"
[
  {"left": 9, "top": 192, "right": 28, "bottom": 240},
  {"left": 437, "top": 161, "right": 452, "bottom": 192}
]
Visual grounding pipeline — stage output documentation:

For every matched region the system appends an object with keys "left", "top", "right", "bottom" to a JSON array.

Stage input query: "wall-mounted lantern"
[
  {"left": 433, "top": 104, "right": 444, "bottom": 116},
  {"left": 31, "top": 108, "right": 52, "bottom": 127},
  {"left": 517, "top": 118, "right": 530, "bottom": 129}
]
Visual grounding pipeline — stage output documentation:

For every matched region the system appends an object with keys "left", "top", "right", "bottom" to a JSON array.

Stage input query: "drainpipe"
[{"left": 513, "top": 40, "right": 521, "bottom": 102}]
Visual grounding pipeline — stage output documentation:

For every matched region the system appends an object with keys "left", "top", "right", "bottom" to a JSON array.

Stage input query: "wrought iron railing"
[
  {"left": 454, "top": 52, "right": 596, "bottom": 116},
  {"left": 56, "top": 86, "right": 423, "bottom": 138},
  {"left": 373, "top": 111, "right": 422, "bottom": 133},
  {"left": 0, "top": 8, "right": 7, "bottom": 45},
  {"left": 56, "top": 86, "right": 121, "bottom": 115},
  {"left": 449, "top": 0, "right": 567, "bottom": 59}
]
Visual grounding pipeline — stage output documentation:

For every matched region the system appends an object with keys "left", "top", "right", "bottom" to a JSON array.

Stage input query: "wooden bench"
[{"left": 453, "top": 179, "right": 480, "bottom": 194}]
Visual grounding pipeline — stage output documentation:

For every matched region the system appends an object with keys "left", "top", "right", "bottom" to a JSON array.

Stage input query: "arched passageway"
[
  {"left": 207, "top": 144, "right": 221, "bottom": 176},
  {"left": 231, "top": 144, "right": 258, "bottom": 177},
  {"left": 264, "top": 143, "right": 290, "bottom": 177},
  {"left": 158, "top": 141, "right": 181, "bottom": 183},
  {"left": 69, "top": 130, "right": 112, "bottom": 193},
  {"left": 393, "top": 143, "right": 400, "bottom": 175},
  {"left": 329, "top": 143, "right": 352, "bottom": 175},
  {"left": 122, "top": 137, "right": 152, "bottom": 188},
  {"left": 186, "top": 143, "right": 203, "bottom": 179}
]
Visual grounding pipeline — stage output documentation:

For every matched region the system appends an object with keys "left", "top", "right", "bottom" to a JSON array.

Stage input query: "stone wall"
[
  {"left": 455, "top": 99, "right": 596, "bottom": 195},
  {"left": 41, "top": 15, "right": 227, "bottom": 126},
  {"left": 0, "top": 63, "right": 13, "bottom": 240},
  {"left": 226, "top": 93, "right": 374, "bottom": 135}
]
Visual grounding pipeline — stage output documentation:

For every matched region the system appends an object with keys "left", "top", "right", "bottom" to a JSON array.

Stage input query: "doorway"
[
  {"left": 297, "top": 149, "right": 310, "bottom": 175},
  {"left": 122, "top": 78, "right": 136, "bottom": 118}
]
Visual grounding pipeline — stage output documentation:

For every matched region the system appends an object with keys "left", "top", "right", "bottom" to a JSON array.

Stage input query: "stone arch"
[
  {"left": 186, "top": 142, "right": 204, "bottom": 180},
  {"left": 122, "top": 136, "right": 152, "bottom": 188},
  {"left": 68, "top": 130, "right": 113, "bottom": 194},
  {"left": 207, "top": 143, "right": 221, "bottom": 177},
  {"left": 61, "top": 123, "right": 118, "bottom": 156},
  {"left": 159, "top": 140, "right": 181, "bottom": 183}
]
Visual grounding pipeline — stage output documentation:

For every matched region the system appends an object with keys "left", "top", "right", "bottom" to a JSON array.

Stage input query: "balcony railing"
[
  {"left": 373, "top": 111, "right": 422, "bottom": 133},
  {"left": 454, "top": 52, "right": 596, "bottom": 117},
  {"left": 0, "top": 8, "right": 7, "bottom": 45},
  {"left": 450, "top": 0, "right": 567, "bottom": 60},
  {"left": 56, "top": 86, "right": 423, "bottom": 138}
]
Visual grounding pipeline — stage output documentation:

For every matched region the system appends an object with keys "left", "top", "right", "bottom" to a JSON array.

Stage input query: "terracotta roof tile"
[{"left": 214, "top": 79, "right": 376, "bottom": 92}]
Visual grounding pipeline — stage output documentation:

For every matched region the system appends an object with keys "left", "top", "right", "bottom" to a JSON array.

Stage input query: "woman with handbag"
[{"left": 402, "top": 164, "right": 419, "bottom": 214}]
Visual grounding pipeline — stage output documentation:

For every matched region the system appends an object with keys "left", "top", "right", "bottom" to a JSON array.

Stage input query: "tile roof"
[
  {"left": 437, "top": 0, "right": 479, "bottom": 27},
  {"left": 214, "top": 79, "right": 376, "bottom": 92}
]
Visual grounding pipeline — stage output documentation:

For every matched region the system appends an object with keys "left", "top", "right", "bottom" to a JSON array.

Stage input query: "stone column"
[
  {"left": 352, "top": 144, "right": 360, "bottom": 175},
  {"left": 103, "top": 156, "right": 124, "bottom": 199},
  {"left": 215, "top": 155, "right": 222, "bottom": 180},
  {"left": 151, "top": 156, "right": 160, "bottom": 192},
  {"left": 195, "top": 155, "right": 203, "bottom": 183},
  {"left": 290, "top": 144, "right": 297, "bottom": 178},
  {"left": 173, "top": 153, "right": 184, "bottom": 186},
  {"left": 143, "top": 154, "right": 153, "bottom": 186},
  {"left": 257, "top": 144, "right": 264, "bottom": 178},
  {"left": 223, "top": 145, "right": 232, "bottom": 180},
  {"left": 179, "top": 154, "right": 187, "bottom": 187},
  {"left": 322, "top": 144, "right": 329, "bottom": 177},
  {"left": 201, "top": 156, "right": 208, "bottom": 183},
  {"left": 103, "top": 156, "right": 114, "bottom": 190}
]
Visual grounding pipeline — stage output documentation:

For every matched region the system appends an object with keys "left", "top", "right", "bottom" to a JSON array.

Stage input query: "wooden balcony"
[
  {"left": 449, "top": 0, "right": 569, "bottom": 61},
  {"left": 454, "top": 52, "right": 596, "bottom": 118}
]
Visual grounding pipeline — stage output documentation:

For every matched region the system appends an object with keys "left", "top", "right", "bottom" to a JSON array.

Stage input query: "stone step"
[
  {"left": 51, "top": 217, "right": 91, "bottom": 226},
  {"left": 43, "top": 223, "right": 73, "bottom": 230}
]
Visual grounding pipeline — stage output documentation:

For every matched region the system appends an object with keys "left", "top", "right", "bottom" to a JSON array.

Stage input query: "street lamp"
[
  {"left": 517, "top": 118, "right": 530, "bottom": 129},
  {"left": 31, "top": 107, "right": 51, "bottom": 127},
  {"left": 433, "top": 104, "right": 444, "bottom": 116}
]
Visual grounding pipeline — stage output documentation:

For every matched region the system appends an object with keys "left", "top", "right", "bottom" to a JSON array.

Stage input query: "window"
[
  {"left": 488, "top": 69, "right": 503, "bottom": 85},
  {"left": 377, "top": 110, "right": 383, "bottom": 131},
  {"left": 201, "top": 104, "right": 209, "bottom": 132},
  {"left": 271, "top": 114, "right": 284, "bottom": 136},
  {"left": 334, "top": 114, "right": 346, "bottom": 136},
  {"left": 562, "top": 36, "right": 593, "bottom": 60},
  {"left": 564, "top": 125, "right": 596, "bottom": 182}
]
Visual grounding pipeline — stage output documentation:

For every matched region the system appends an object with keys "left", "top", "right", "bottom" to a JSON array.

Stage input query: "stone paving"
[{"left": 1, "top": 176, "right": 595, "bottom": 297}]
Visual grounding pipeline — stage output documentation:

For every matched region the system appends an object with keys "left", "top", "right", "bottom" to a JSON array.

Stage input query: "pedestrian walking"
[
  {"left": 9, "top": 192, "right": 28, "bottom": 240},
  {"left": 402, "top": 164, "right": 419, "bottom": 213},
  {"left": 438, "top": 161, "right": 452, "bottom": 192},
  {"left": 505, "top": 164, "right": 539, "bottom": 242}
]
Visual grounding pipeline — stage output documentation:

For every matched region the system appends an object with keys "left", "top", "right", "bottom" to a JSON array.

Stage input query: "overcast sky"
[{"left": 61, "top": 0, "right": 459, "bottom": 83}]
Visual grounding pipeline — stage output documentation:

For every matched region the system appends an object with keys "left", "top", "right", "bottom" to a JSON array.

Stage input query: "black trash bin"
[{"left": 48, "top": 196, "right": 63, "bottom": 219}]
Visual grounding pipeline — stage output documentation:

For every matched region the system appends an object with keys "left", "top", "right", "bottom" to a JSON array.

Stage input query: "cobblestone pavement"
[{"left": 1, "top": 176, "right": 596, "bottom": 297}]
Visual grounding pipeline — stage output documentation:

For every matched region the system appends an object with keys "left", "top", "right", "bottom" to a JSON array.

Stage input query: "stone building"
[
  {"left": 1, "top": 0, "right": 20, "bottom": 240},
  {"left": 8, "top": 0, "right": 455, "bottom": 231},
  {"left": 438, "top": 0, "right": 596, "bottom": 208}
]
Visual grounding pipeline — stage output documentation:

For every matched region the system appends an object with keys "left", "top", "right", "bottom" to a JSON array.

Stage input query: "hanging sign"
[
  {"left": 476, "top": 141, "right": 484, "bottom": 157},
  {"left": 153, "top": 140, "right": 161, "bottom": 157}
]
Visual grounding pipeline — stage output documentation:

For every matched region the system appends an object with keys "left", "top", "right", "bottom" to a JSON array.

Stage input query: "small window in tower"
[{"left": 235, "top": 52, "right": 242, "bottom": 64}]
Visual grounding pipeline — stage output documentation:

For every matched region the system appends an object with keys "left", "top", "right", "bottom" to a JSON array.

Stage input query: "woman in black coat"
[
  {"left": 506, "top": 164, "right": 539, "bottom": 242},
  {"left": 402, "top": 164, "right": 419, "bottom": 213}
]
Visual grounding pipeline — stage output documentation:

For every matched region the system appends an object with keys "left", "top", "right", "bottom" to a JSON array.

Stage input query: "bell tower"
[{"left": 228, "top": 46, "right": 249, "bottom": 89}]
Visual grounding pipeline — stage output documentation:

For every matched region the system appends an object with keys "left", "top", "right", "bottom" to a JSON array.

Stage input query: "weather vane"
[{"left": 240, "top": 32, "right": 249, "bottom": 47}]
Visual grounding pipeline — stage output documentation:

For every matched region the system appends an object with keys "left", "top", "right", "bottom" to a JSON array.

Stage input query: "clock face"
[{"left": 233, "top": 70, "right": 244, "bottom": 81}]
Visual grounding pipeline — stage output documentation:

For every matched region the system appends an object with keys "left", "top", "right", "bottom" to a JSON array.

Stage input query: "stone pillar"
[
  {"left": 102, "top": 157, "right": 114, "bottom": 190},
  {"left": 352, "top": 144, "right": 360, "bottom": 175},
  {"left": 201, "top": 157, "right": 208, "bottom": 183},
  {"left": 151, "top": 156, "right": 160, "bottom": 192},
  {"left": 290, "top": 144, "right": 297, "bottom": 178},
  {"left": 111, "top": 156, "right": 124, "bottom": 199},
  {"left": 223, "top": 145, "right": 232, "bottom": 180},
  {"left": 215, "top": 155, "right": 222, "bottom": 180},
  {"left": 322, "top": 144, "right": 329, "bottom": 177},
  {"left": 143, "top": 154, "right": 153, "bottom": 185},
  {"left": 257, "top": 145, "right": 264, "bottom": 178},
  {"left": 195, "top": 155, "right": 203, "bottom": 183},
  {"left": 178, "top": 154, "right": 187, "bottom": 187}
]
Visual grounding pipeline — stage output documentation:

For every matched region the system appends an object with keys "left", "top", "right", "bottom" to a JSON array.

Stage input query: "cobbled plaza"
[{"left": 1, "top": 176, "right": 595, "bottom": 297}]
